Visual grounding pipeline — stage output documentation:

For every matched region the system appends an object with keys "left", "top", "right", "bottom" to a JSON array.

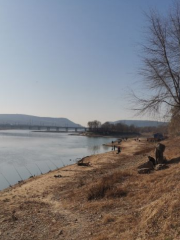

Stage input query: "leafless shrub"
[
  {"left": 106, "top": 186, "right": 127, "bottom": 199},
  {"left": 87, "top": 170, "right": 130, "bottom": 201},
  {"left": 87, "top": 180, "right": 111, "bottom": 201}
]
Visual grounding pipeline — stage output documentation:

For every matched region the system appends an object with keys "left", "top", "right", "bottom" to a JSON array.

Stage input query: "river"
[{"left": 0, "top": 130, "right": 117, "bottom": 191}]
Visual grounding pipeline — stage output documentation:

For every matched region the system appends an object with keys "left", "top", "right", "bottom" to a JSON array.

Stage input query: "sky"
[{"left": 0, "top": 0, "right": 174, "bottom": 126}]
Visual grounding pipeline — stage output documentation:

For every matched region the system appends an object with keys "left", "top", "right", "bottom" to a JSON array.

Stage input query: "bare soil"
[{"left": 0, "top": 137, "right": 180, "bottom": 240}]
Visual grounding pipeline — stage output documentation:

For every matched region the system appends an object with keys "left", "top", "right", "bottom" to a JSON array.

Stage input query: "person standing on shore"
[{"left": 117, "top": 146, "right": 121, "bottom": 154}]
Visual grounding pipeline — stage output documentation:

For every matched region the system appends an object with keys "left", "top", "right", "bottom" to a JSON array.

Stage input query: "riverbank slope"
[{"left": 0, "top": 137, "right": 180, "bottom": 239}]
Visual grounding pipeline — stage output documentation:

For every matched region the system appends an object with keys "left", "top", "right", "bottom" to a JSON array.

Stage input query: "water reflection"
[
  {"left": 88, "top": 144, "right": 110, "bottom": 155},
  {"left": 88, "top": 145, "right": 100, "bottom": 154}
]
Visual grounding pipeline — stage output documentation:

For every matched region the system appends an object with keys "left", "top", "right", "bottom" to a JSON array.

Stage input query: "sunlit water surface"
[{"left": 0, "top": 130, "right": 116, "bottom": 190}]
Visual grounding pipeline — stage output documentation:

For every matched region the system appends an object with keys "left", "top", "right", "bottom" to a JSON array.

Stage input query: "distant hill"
[
  {"left": 0, "top": 114, "right": 82, "bottom": 127},
  {"left": 111, "top": 120, "right": 168, "bottom": 127}
]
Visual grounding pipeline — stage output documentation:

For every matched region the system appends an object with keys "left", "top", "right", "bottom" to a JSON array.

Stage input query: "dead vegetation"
[
  {"left": 87, "top": 171, "right": 130, "bottom": 200},
  {"left": 0, "top": 137, "right": 180, "bottom": 239}
]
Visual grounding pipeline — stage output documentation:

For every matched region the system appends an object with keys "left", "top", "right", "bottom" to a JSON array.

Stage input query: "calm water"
[{"left": 0, "top": 130, "right": 116, "bottom": 191}]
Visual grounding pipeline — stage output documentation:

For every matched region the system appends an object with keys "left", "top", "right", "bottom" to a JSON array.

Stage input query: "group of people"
[{"left": 134, "top": 138, "right": 140, "bottom": 142}]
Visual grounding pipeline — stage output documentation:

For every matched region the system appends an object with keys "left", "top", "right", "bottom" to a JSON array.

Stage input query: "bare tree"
[
  {"left": 134, "top": 2, "right": 180, "bottom": 116},
  {"left": 87, "top": 120, "right": 101, "bottom": 131},
  {"left": 87, "top": 121, "right": 93, "bottom": 130},
  {"left": 169, "top": 105, "right": 180, "bottom": 135}
]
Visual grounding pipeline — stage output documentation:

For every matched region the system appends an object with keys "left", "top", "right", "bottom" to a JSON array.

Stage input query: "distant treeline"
[
  {"left": 138, "top": 125, "right": 168, "bottom": 134},
  {"left": 87, "top": 121, "right": 168, "bottom": 134}
]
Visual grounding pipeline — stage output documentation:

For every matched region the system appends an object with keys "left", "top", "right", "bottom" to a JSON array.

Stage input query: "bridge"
[{"left": 0, "top": 124, "right": 88, "bottom": 132}]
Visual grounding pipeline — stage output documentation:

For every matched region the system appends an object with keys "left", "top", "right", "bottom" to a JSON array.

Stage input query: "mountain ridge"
[
  {"left": 110, "top": 119, "right": 168, "bottom": 127},
  {"left": 0, "top": 114, "right": 82, "bottom": 127}
]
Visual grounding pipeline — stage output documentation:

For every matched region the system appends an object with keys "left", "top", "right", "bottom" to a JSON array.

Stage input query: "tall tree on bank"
[{"left": 133, "top": 2, "right": 180, "bottom": 117}]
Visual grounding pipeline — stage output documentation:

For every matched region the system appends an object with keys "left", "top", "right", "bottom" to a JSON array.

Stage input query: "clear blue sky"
[{"left": 0, "top": 0, "right": 174, "bottom": 126}]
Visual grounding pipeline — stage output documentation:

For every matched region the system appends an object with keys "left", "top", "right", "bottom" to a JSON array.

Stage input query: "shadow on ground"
[{"left": 167, "top": 157, "right": 180, "bottom": 165}]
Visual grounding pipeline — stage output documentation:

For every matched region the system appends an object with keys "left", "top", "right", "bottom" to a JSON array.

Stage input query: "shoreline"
[
  {"left": 0, "top": 137, "right": 148, "bottom": 195},
  {"left": 1, "top": 137, "right": 179, "bottom": 239},
  {"left": 0, "top": 131, "right": 120, "bottom": 191},
  {"left": 0, "top": 136, "right": 146, "bottom": 193},
  {"left": 0, "top": 145, "right": 116, "bottom": 192},
  {"left": 0, "top": 138, "right": 144, "bottom": 193}
]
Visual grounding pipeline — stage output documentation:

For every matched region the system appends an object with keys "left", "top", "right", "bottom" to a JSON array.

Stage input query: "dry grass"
[
  {"left": 92, "top": 235, "right": 109, "bottom": 240},
  {"left": 133, "top": 146, "right": 155, "bottom": 155},
  {"left": 106, "top": 185, "right": 127, "bottom": 198},
  {"left": 66, "top": 137, "right": 180, "bottom": 239},
  {"left": 86, "top": 170, "right": 131, "bottom": 201},
  {"left": 103, "top": 214, "right": 116, "bottom": 224}
]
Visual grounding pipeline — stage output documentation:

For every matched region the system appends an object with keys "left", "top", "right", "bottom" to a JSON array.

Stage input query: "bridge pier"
[
  {"left": 47, "top": 127, "right": 50, "bottom": 131},
  {"left": 56, "top": 127, "right": 59, "bottom": 131},
  {"left": 66, "top": 127, "right": 68, "bottom": 132}
]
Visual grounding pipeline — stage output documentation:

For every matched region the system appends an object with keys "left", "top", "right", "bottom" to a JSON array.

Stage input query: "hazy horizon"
[
  {"left": 0, "top": 113, "right": 167, "bottom": 128},
  {"left": 0, "top": 0, "right": 173, "bottom": 125}
]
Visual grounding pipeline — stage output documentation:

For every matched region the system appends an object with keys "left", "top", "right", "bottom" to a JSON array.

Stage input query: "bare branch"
[{"left": 133, "top": 3, "right": 180, "bottom": 116}]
